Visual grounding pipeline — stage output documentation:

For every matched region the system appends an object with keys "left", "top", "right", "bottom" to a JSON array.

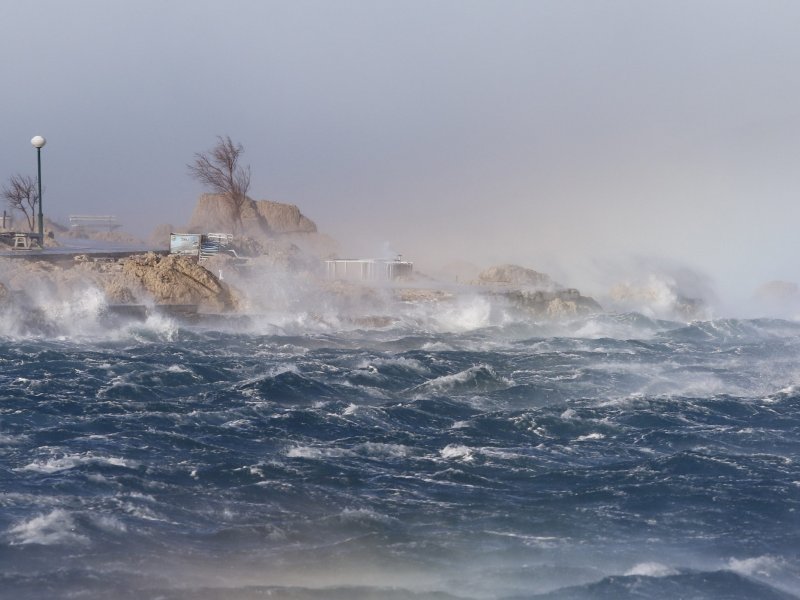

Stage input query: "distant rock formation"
[
  {"left": 504, "top": 288, "right": 603, "bottom": 318},
  {"left": 184, "top": 193, "right": 339, "bottom": 260},
  {"left": 475, "top": 263, "right": 600, "bottom": 318},
  {"left": 187, "top": 194, "right": 317, "bottom": 238},
  {"left": 254, "top": 200, "right": 317, "bottom": 234}
]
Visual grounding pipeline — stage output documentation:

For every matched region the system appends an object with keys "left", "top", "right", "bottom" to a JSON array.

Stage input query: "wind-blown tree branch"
[
  {"left": 188, "top": 136, "right": 251, "bottom": 233},
  {"left": 2, "top": 174, "right": 38, "bottom": 231}
]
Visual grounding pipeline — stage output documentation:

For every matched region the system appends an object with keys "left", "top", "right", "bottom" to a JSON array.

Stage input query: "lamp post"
[{"left": 31, "top": 135, "right": 46, "bottom": 242}]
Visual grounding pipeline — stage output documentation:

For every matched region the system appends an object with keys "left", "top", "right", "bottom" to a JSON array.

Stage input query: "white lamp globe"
[{"left": 31, "top": 136, "right": 46, "bottom": 149}]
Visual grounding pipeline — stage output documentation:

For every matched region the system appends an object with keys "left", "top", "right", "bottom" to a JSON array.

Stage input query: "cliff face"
[{"left": 187, "top": 194, "right": 317, "bottom": 238}]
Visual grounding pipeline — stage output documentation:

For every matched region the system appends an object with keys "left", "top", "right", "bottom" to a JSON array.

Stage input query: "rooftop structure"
[{"left": 325, "top": 258, "right": 413, "bottom": 282}]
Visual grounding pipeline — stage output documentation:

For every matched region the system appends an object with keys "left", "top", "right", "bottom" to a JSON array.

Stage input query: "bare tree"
[
  {"left": 2, "top": 174, "right": 38, "bottom": 231},
  {"left": 188, "top": 136, "right": 251, "bottom": 232}
]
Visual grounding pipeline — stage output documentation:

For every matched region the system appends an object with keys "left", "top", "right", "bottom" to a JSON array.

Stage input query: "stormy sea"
[{"left": 2, "top": 303, "right": 800, "bottom": 599}]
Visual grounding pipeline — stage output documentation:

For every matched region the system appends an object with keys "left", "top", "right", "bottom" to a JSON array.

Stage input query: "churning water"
[{"left": 1, "top": 304, "right": 799, "bottom": 599}]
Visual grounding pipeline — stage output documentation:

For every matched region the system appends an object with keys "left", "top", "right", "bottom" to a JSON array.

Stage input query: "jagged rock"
[
  {"left": 117, "top": 252, "right": 238, "bottom": 312},
  {"left": 504, "top": 289, "right": 602, "bottom": 318},
  {"left": 476, "top": 264, "right": 554, "bottom": 289}
]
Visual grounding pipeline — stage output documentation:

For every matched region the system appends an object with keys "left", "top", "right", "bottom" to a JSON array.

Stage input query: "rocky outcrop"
[
  {"left": 476, "top": 264, "right": 554, "bottom": 289},
  {"left": 254, "top": 200, "right": 317, "bottom": 234},
  {"left": 504, "top": 288, "right": 602, "bottom": 318},
  {"left": 187, "top": 194, "right": 243, "bottom": 233},
  {"left": 472, "top": 263, "right": 600, "bottom": 318},
  {"left": 187, "top": 194, "right": 317, "bottom": 238},
  {"left": 0, "top": 252, "right": 238, "bottom": 318},
  {"left": 113, "top": 252, "right": 238, "bottom": 312}
]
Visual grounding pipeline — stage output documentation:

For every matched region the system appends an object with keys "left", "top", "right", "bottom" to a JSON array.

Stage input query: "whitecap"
[
  {"left": 411, "top": 364, "right": 512, "bottom": 397},
  {"left": 18, "top": 453, "right": 137, "bottom": 474},
  {"left": 727, "top": 555, "right": 783, "bottom": 577},
  {"left": 286, "top": 445, "right": 353, "bottom": 459},
  {"left": 625, "top": 562, "right": 679, "bottom": 577},
  {"left": 8, "top": 509, "right": 88, "bottom": 546},
  {"left": 440, "top": 444, "right": 474, "bottom": 462},
  {"left": 357, "top": 442, "right": 410, "bottom": 458},
  {"left": 0, "top": 433, "right": 27, "bottom": 445},
  {"left": 339, "top": 507, "right": 396, "bottom": 525},
  {"left": 92, "top": 514, "right": 127, "bottom": 533}
]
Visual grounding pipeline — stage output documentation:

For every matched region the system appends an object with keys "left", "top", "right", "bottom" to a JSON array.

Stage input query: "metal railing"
[{"left": 68, "top": 215, "right": 121, "bottom": 231}]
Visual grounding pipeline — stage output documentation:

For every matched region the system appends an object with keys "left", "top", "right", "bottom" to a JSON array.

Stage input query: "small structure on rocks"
[
  {"left": 325, "top": 258, "right": 413, "bottom": 282},
  {"left": 170, "top": 232, "right": 236, "bottom": 261}
]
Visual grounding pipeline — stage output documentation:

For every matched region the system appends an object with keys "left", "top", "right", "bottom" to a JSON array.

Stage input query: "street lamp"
[{"left": 31, "top": 135, "right": 46, "bottom": 243}]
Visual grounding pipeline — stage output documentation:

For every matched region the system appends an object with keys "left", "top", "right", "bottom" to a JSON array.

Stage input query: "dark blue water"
[{"left": 1, "top": 313, "right": 799, "bottom": 599}]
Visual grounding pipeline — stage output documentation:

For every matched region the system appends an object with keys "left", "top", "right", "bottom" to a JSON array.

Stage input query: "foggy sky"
[{"left": 3, "top": 1, "right": 800, "bottom": 304}]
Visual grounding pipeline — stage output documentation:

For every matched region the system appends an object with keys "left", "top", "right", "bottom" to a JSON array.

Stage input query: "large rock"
[
  {"left": 504, "top": 289, "right": 602, "bottom": 318},
  {"left": 115, "top": 252, "right": 238, "bottom": 312},
  {"left": 474, "top": 263, "right": 600, "bottom": 318},
  {"left": 254, "top": 200, "right": 317, "bottom": 234},
  {"left": 187, "top": 194, "right": 317, "bottom": 238}
]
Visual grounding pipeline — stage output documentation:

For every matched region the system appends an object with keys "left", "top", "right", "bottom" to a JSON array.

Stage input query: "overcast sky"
[{"left": 3, "top": 1, "right": 800, "bottom": 303}]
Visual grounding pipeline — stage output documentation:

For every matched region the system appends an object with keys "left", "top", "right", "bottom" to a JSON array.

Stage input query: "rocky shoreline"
[
  {"left": 0, "top": 246, "right": 607, "bottom": 336},
  {"left": 0, "top": 194, "right": 720, "bottom": 330}
]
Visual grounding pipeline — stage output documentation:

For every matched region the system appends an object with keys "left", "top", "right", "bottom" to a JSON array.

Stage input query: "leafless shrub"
[
  {"left": 2, "top": 174, "right": 38, "bottom": 231},
  {"left": 188, "top": 136, "right": 251, "bottom": 232}
]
